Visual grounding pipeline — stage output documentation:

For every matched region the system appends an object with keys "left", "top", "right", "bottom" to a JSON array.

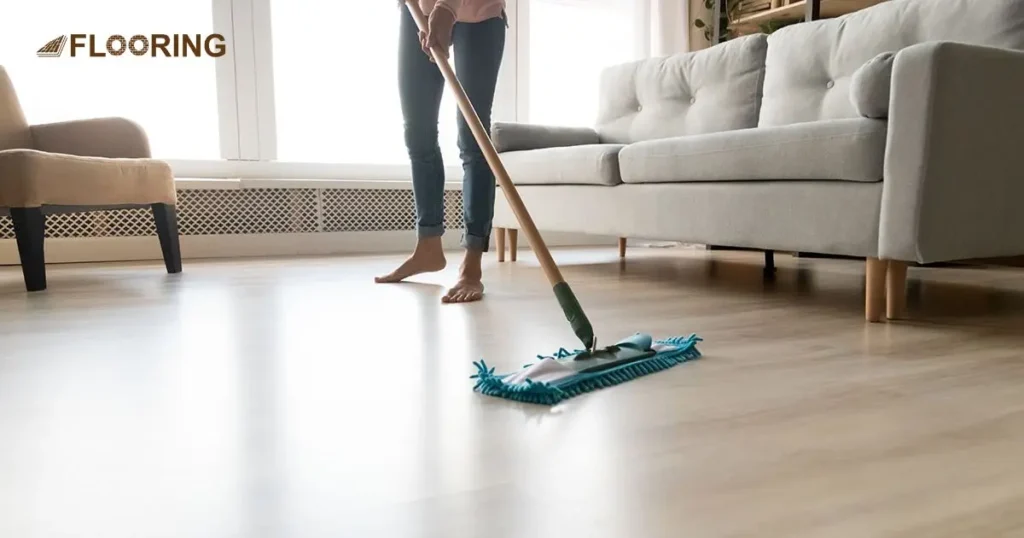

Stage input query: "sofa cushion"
[
  {"left": 491, "top": 122, "right": 600, "bottom": 153},
  {"left": 850, "top": 52, "right": 895, "bottom": 119},
  {"left": 760, "top": 0, "right": 1024, "bottom": 127},
  {"left": 618, "top": 118, "right": 887, "bottom": 184},
  {"left": 595, "top": 33, "right": 768, "bottom": 144},
  {"left": 0, "top": 149, "right": 176, "bottom": 207},
  {"left": 501, "top": 144, "right": 624, "bottom": 186}
]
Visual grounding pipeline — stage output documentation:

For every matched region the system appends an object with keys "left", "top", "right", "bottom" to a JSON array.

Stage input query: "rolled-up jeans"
[{"left": 398, "top": 6, "right": 506, "bottom": 251}]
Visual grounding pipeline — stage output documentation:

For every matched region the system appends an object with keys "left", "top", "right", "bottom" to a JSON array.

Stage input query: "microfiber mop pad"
[{"left": 471, "top": 333, "right": 702, "bottom": 405}]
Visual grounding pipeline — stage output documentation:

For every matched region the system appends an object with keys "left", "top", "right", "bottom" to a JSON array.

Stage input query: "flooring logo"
[{"left": 37, "top": 34, "right": 227, "bottom": 58}]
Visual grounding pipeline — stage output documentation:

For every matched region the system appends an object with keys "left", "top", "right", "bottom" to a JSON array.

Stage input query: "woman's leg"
[
  {"left": 442, "top": 14, "right": 506, "bottom": 303},
  {"left": 376, "top": 6, "right": 449, "bottom": 283}
]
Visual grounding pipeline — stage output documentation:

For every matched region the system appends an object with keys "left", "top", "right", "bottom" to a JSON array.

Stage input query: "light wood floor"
[{"left": 3, "top": 247, "right": 1024, "bottom": 538}]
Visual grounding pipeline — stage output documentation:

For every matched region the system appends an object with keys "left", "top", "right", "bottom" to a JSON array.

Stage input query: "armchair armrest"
[
  {"left": 490, "top": 121, "right": 600, "bottom": 153},
  {"left": 880, "top": 42, "right": 1024, "bottom": 263},
  {"left": 30, "top": 117, "right": 152, "bottom": 159}
]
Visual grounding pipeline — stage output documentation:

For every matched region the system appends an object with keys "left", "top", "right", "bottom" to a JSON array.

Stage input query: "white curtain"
[
  {"left": 546, "top": 0, "right": 691, "bottom": 60},
  {"left": 647, "top": 0, "right": 691, "bottom": 56}
]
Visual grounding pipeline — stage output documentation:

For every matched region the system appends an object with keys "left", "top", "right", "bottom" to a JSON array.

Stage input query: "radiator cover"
[{"left": 0, "top": 187, "right": 465, "bottom": 238}]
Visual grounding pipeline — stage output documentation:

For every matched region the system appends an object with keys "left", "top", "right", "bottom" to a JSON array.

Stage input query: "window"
[
  {"left": 269, "top": 0, "right": 461, "bottom": 166},
  {"left": 525, "top": 0, "right": 639, "bottom": 127},
  {"left": 0, "top": 0, "right": 222, "bottom": 160},
  {"left": 0, "top": 0, "right": 650, "bottom": 175}
]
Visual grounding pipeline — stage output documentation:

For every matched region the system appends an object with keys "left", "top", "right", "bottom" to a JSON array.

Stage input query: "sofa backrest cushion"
[
  {"left": 759, "top": 0, "right": 1024, "bottom": 127},
  {"left": 595, "top": 34, "right": 768, "bottom": 144}
]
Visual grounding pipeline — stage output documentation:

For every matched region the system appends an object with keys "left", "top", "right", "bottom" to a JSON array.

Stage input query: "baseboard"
[{"left": 0, "top": 230, "right": 617, "bottom": 265}]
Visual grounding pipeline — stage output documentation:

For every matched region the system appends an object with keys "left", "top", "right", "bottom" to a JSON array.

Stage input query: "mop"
[{"left": 404, "top": 1, "right": 702, "bottom": 404}]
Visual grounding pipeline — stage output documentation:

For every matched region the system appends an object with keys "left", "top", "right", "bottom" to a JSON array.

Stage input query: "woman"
[{"left": 375, "top": 0, "right": 507, "bottom": 304}]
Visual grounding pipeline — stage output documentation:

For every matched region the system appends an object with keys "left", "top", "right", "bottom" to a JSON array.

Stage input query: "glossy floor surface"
[{"left": 2, "top": 248, "right": 1024, "bottom": 538}]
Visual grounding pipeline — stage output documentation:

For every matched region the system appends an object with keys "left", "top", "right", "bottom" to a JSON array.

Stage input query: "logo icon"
[{"left": 37, "top": 35, "right": 68, "bottom": 58}]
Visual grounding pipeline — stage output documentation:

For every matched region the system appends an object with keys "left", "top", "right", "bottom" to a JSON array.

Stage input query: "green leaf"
[{"left": 694, "top": 19, "right": 706, "bottom": 28}]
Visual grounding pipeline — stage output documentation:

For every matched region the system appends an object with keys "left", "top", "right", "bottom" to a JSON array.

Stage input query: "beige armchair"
[{"left": 0, "top": 66, "right": 181, "bottom": 291}]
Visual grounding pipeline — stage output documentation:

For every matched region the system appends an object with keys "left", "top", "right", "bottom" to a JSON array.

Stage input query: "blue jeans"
[{"left": 398, "top": 7, "right": 506, "bottom": 252}]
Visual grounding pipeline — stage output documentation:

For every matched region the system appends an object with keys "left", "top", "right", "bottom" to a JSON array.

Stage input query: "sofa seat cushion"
[
  {"left": 0, "top": 149, "right": 176, "bottom": 208},
  {"left": 501, "top": 144, "right": 625, "bottom": 186},
  {"left": 618, "top": 118, "right": 887, "bottom": 184}
]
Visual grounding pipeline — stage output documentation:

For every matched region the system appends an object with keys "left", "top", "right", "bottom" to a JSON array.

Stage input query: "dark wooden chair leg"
[
  {"left": 763, "top": 250, "right": 776, "bottom": 278},
  {"left": 152, "top": 203, "right": 182, "bottom": 274},
  {"left": 10, "top": 207, "right": 47, "bottom": 292}
]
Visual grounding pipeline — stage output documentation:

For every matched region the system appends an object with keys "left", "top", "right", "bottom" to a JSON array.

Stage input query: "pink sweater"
[{"left": 420, "top": 0, "right": 506, "bottom": 23}]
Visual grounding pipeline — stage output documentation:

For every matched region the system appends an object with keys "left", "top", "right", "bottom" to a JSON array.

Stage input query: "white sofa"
[{"left": 490, "top": 0, "right": 1024, "bottom": 322}]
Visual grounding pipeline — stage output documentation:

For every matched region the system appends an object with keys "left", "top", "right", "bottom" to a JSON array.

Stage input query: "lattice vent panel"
[
  {"left": 0, "top": 187, "right": 465, "bottom": 239},
  {"left": 177, "top": 188, "right": 319, "bottom": 235},
  {"left": 0, "top": 216, "right": 13, "bottom": 239},
  {"left": 320, "top": 188, "right": 464, "bottom": 232}
]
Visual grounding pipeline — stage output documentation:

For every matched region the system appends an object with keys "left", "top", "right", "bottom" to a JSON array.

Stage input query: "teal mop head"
[{"left": 471, "top": 333, "right": 702, "bottom": 405}]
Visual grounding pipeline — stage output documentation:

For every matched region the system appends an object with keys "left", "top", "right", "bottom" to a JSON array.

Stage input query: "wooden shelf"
[{"left": 731, "top": 0, "right": 884, "bottom": 27}]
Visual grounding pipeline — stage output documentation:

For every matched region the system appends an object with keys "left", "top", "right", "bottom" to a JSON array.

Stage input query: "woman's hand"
[{"left": 420, "top": 5, "right": 456, "bottom": 62}]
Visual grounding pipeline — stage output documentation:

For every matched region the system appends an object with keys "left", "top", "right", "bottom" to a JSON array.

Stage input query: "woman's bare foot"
[
  {"left": 442, "top": 249, "right": 484, "bottom": 303},
  {"left": 443, "top": 277, "right": 484, "bottom": 303},
  {"left": 374, "top": 237, "right": 447, "bottom": 283}
]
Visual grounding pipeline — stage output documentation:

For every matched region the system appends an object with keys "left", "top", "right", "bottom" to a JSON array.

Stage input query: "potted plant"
[{"left": 695, "top": 0, "right": 798, "bottom": 43}]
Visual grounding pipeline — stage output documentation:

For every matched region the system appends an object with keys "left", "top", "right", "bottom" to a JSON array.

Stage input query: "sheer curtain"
[
  {"left": 646, "top": 0, "right": 691, "bottom": 57},
  {"left": 526, "top": 0, "right": 639, "bottom": 126},
  {"left": 524, "top": 0, "right": 693, "bottom": 127}
]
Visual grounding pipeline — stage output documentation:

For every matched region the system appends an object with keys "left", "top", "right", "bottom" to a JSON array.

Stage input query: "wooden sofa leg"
[
  {"left": 618, "top": 237, "right": 627, "bottom": 258},
  {"left": 887, "top": 261, "right": 908, "bottom": 320},
  {"left": 152, "top": 204, "right": 182, "bottom": 274},
  {"left": 10, "top": 207, "right": 47, "bottom": 292},
  {"left": 496, "top": 227, "right": 506, "bottom": 262},
  {"left": 865, "top": 257, "right": 887, "bottom": 322},
  {"left": 509, "top": 229, "right": 518, "bottom": 262}
]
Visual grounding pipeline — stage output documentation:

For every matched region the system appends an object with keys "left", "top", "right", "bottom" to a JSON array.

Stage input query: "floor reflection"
[{"left": 2, "top": 250, "right": 1024, "bottom": 537}]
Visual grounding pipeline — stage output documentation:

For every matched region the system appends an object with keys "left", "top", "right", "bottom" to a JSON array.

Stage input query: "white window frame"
[
  {"left": 212, "top": 0, "right": 241, "bottom": 161},
  {"left": 169, "top": 0, "right": 267, "bottom": 173},
  {"left": 9, "top": 0, "right": 650, "bottom": 181},
  {"left": 514, "top": 0, "right": 531, "bottom": 123},
  {"left": 171, "top": 0, "right": 521, "bottom": 182}
]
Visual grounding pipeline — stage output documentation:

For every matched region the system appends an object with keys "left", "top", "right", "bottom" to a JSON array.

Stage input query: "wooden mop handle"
[{"left": 404, "top": 0, "right": 565, "bottom": 288}]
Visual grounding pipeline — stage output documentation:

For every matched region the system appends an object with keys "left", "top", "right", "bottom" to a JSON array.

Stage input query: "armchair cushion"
[
  {"left": 30, "top": 117, "right": 152, "bottom": 158},
  {"left": 0, "top": 149, "right": 175, "bottom": 208},
  {"left": 0, "top": 66, "right": 31, "bottom": 151},
  {"left": 491, "top": 122, "right": 600, "bottom": 153}
]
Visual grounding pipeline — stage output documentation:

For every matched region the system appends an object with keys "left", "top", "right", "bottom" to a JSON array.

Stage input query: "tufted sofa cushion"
[
  {"left": 759, "top": 0, "right": 1024, "bottom": 127},
  {"left": 595, "top": 34, "right": 768, "bottom": 144}
]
